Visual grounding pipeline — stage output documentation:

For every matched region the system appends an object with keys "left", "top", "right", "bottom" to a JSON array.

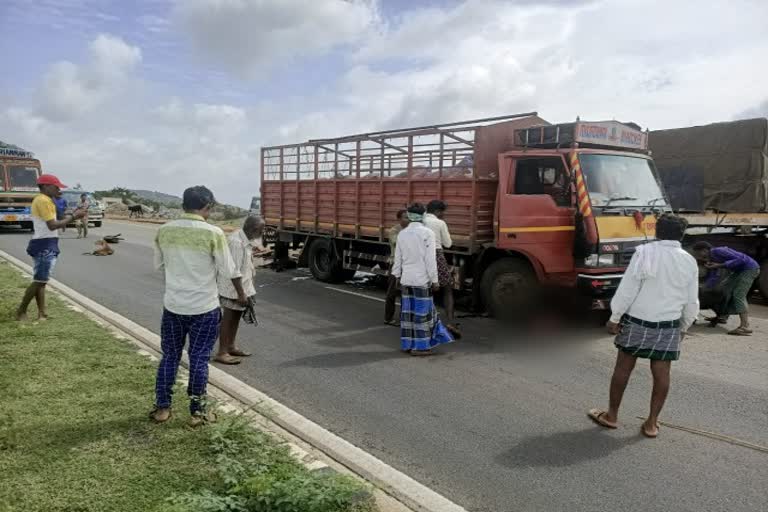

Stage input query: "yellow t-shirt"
[{"left": 31, "top": 194, "right": 58, "bottom": 239}]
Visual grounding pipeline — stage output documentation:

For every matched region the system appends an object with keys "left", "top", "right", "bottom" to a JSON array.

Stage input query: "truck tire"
[
  {"left": 94, "top": 221, "right": 102, "bottom": 228},
  {"left": 759, "top": 261, "right": 768, "bottom": 299},
  {"left": 480, "top": 258, "right": 536, "bottom": 317},
  {"left": 307, "top": 239, "right": 351, "bottom": 283}
]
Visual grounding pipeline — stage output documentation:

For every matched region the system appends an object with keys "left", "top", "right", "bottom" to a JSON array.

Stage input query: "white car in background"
[{"left": 61, "top": 190, "right": 104, "bottom": 227}]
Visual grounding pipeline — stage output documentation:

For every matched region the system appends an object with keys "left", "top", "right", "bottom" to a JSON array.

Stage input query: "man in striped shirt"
[{"left": 150, "top": 186, "right": 246, "bottom": 427}]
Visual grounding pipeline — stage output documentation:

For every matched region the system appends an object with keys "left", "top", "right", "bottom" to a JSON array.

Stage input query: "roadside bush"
[{"left": 162, "top": 414, "right": 376, "bottom": 512}]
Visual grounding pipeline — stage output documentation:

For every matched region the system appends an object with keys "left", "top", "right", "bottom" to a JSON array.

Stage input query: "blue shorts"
[{"left": 32, "top": 249, "right": 58, "bottom": 283}]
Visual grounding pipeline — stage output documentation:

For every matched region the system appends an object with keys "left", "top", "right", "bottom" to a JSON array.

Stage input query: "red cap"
[{"left": 37, "top": 174, "right": 68, "bottom": 189}]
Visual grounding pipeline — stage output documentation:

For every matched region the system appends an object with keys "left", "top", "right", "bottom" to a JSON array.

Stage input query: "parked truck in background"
[
  {"left": 650, "top": 117, "right": 768, "bottom": 296},
  {"left": 0, "top": 142, "right": 42, "bottom": 232},
  {"left": 261, "top": 113, "right": 668, "bottom": 315}
]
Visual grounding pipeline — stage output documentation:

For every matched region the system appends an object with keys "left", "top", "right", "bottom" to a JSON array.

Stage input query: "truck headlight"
[{"left": 584, "top": 254, "right": 616, "bottom": 267}]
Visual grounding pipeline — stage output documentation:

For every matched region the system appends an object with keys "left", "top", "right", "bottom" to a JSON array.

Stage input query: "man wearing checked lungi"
[
  {"left": 589, "top": 214, "right": 699, "bottom": 438},
  {"left": 392, "top": 203, "right": 454, "bottom": 356}
]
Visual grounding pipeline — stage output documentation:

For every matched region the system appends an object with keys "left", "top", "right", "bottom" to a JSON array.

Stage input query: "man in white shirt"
[
  {"left": 589, "top": 214, "right": 699, "bottom": 438},
  {"left": 424, "top": 200, "right": 459, "bottom": 337},
  {"left": 392, "top": 203, "right": 454, "bottom": 356},
  {"left": 151, "top": 186, "right": 246, "bottom": 427},
  {"left": 215, "top": 215, "right": 264, "bottom": 364}
]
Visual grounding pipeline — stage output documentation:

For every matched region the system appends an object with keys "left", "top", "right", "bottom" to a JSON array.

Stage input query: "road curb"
[{"left": 0, "top": 249, "right": 468, "bottom": 512}]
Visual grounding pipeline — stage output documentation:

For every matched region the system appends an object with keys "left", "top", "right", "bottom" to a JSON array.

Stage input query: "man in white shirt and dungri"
[
  {"left": 589, "top": 214, "right": 699, "bottom": 438},
  {"left": 215, "top": 215, "right": 265, "bottom": 365},
  {"left": 392, "top": 203, "right": 454, "bottom": 356},
  {"left": 151, "top": 186, "right": 247, "bottom": 427}
]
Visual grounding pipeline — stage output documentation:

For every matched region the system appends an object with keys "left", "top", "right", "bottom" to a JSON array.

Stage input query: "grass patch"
[{"left": 0, "top": 261, "right": 375, "bottom": 512}]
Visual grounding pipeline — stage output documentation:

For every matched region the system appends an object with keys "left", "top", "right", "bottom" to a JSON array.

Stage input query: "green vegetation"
[{"left": 0, "top": 261, "right": 374, "bottom": 512}]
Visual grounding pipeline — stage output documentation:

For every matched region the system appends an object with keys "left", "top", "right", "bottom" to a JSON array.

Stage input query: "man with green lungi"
[
  {"left": 692, "top": 242, "right": 760, "bottom": 336},
  {"left": 589, "top": 215, "right": 699, "bottom": 438}
]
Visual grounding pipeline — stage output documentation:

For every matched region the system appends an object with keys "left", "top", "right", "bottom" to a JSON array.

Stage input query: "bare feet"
[
  {"left": 229, "top": 348, "right": 252, "bottom": 357},
  {"left": 37, "top": 314, "right": 49, "bottom": 321},
  {"left": 15, "top": 311, "right": 28, "bottom": 321}
]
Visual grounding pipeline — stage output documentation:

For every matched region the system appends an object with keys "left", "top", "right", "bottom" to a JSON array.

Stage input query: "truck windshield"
[
  {"left": 8, "top": 166, "right": 40, "bottom": 192},
  {"left": 579, "top": 154, "right": 667, "bottom": 208}
]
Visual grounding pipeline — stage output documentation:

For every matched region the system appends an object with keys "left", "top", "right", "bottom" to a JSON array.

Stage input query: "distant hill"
[{"left": 129, "top": 189, "right": 183, "bottom": 207}]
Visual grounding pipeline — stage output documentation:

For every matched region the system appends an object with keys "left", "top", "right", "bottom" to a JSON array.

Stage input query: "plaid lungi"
[
  {"left": 400, "top": 286, "right": 454, "bottom": 351},
  {"left": 436, "top": 250, "right": 454, "bottom": 287},
  {"left": 716, "top": 268, "right": 760, "bottom": 315},
  {"left": 614, "top": 315, "right": 681, "bottom": 361}
]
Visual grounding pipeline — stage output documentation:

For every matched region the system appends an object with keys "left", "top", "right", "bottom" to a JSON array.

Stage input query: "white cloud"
[
  {"left": 39, "top": 34, "right": 142, "bottom": 122},
  {"left": 5, "top": 0, "right": 767, "bottom": 209},
  {"left": 174, "top": 0, "right": 379, "bottom": 78},
  {"left": 283, "top": 0, "right": 768, "bottom": 137}
]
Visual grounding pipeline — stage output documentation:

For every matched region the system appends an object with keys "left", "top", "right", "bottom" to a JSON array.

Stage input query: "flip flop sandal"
[
  {"left": 410, "top": 350, "right": 434, "bottom": 357},
  {"left": 705, "top": 317, "right": 727, "bottom": 324},
  {"left": 587, "top": 409, "right": 618, "bottom": 429},
  {"left": 213, "top": 355, "right": 242, "bottom": 365},
  {"left": 229, "top": 349, "right": 252, "bottom": 357},
  {"left": 728, "top": 328, "right": 753, "bottom": 336},
  {"left": 641, "top": 424, "right": 659, "bottom": 438},
  {"left": 446, "top": 324, "right": 463, "bottom": 340}
]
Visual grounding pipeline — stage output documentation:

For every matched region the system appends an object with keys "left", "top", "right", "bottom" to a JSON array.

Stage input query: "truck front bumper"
[{"left": 577, "top": 273, "right": 624, "bottom": 310}]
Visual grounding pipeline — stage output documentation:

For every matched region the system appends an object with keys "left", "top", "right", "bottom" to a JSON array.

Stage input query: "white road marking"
[{"left": 324, "top": 286, "right": 386, "bottom": 303}]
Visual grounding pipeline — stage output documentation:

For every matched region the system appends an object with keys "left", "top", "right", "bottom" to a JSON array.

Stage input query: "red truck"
[{"left": 261, "top": 113, "right": 666, "bottom": 315}]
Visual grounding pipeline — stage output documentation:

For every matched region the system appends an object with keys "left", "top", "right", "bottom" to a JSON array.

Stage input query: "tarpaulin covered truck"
[
  {"left": 261, "top": 113, "right": 667, "bottom": 315},
  {"left": 0, "top": 142, "right": 42, "bottom": 231},
  {"left": 650, "top": 117, "right": 768, "bottom": 296}
]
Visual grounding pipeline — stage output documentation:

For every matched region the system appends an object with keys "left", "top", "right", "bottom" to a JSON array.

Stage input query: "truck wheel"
[
  {"left": 759, "top": 261, "right": 768, "bottom": 298},
  {"left": 480, "top": 258, "right": 535, "bottom": 317},
  {"left": 94, "top": 221, "right": 102, "bottom": 228}
]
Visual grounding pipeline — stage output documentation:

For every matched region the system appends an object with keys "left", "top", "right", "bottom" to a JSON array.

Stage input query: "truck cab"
[
  {"left": 485, "top": 121, "right": 667, "bottom": 313},
  {"left": 0, "top": 144, "right": 42, "bottom": 231}
]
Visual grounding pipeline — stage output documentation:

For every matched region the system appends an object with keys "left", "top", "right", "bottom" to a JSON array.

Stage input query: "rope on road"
[{"left": 636, "top": 416, "right": 768, "bottom": 453}]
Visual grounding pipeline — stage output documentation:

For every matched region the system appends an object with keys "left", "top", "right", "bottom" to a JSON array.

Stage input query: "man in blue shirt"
[{"left": 692, "top": 242, "right": 760, "bottom": 336}]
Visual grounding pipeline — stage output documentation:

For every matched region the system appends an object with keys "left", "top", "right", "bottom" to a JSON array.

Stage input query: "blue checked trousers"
[{"left": 155, "top": 307, "right": 221, "bottom": 414}]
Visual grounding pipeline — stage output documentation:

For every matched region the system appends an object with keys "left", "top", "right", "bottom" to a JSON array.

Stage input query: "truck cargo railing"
[
  {"left": 261, "top": 112, "right": 539, "bottom": 182},
  {"left": 260, "top": 112, "right": 546, "bottom": 252}
]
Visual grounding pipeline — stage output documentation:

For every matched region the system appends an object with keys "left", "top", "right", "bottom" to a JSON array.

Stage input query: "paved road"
[{"left": 3, "top": 221, "right": 767, "bottom": 512}]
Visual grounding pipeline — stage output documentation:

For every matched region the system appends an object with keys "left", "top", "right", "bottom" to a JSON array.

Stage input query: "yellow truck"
[{"left": 0, "top": 142, "right": 42, "bottom": 232}]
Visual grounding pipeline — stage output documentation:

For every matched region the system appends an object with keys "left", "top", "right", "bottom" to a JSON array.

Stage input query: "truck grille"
[{"left": 619, "top": 249, "right": 636, "bottom": 266}]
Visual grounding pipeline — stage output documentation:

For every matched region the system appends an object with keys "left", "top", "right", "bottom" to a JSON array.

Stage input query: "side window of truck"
[{"left": 512, "top": 157, "right": 570, "bottom": 207}]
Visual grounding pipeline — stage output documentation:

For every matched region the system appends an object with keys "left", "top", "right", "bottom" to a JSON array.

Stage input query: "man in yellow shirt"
[{"left": 16, "top": 174, "right": 86, "bottom": 321}]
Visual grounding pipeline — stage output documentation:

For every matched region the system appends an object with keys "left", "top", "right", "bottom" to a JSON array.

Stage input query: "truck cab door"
[{"left": 496, "top": 154, "right": 576, "bottom": 273}]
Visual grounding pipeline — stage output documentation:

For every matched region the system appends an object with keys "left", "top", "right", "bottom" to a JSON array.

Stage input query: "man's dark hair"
[
  {"left": 396, "top": 209, "right": 407, "bottom": 219},
  {"left": 691, "top": 241, "right": 713, "bottom": 252},
  {"left": 655, "top": 214, "right": 688, "bottom": 241},
  {"left": 81, "top": 193, "right": 87, "bottom": 198},
  {"left": 427, "top": 200, "right": 446, "bottom": 213},
  {"left": 407, "top": 202, "right": 426, "bottom": 215},
  {"left": 183, "top": 186, "right": 216, "bottom": 211}
]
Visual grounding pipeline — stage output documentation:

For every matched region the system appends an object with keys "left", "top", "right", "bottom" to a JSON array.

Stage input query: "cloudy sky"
[{"left": 1, "top": 0, "right": 767, "bottom": 207}]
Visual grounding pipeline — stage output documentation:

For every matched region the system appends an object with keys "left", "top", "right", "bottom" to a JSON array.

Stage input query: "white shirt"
[
  {"left": 610, "top": 240, "right": 700, "bottom": 331},
  {"left": 392, "top": 222, "right": 438, "bottom": 287},
  {"left": 423, "top": 213, "right": 453, "bottom": 249},
  {"left": 154, "top": 214, "right": 240, "bottom": 315},
  {"left": 218, "top": 229, "right": 256, "bottom": 299}
]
